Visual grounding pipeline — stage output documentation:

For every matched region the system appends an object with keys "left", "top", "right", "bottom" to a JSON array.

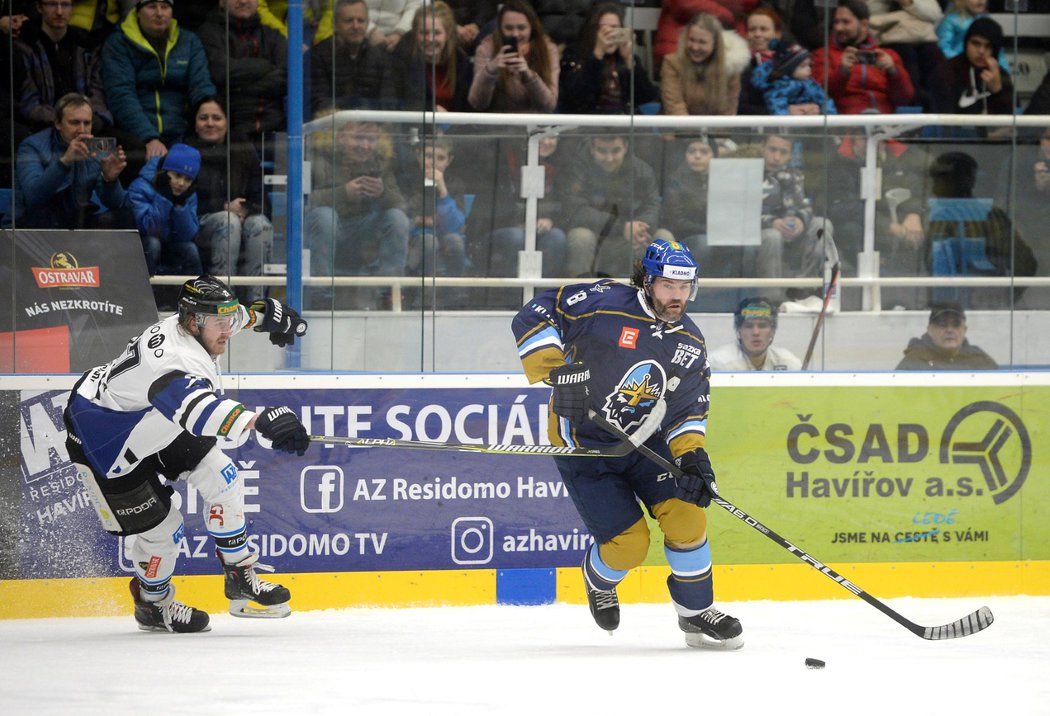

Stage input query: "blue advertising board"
[{"left": 9, "top": 381, "right": 592, "bottom": 581}]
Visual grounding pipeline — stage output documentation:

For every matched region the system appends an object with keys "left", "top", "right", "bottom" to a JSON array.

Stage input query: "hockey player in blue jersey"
[
  {"left": 512, "top": 239, "right": 743, "bottom": 649},
  {"left": 64, "top": 276, "right": 310, "bottom": 633}
]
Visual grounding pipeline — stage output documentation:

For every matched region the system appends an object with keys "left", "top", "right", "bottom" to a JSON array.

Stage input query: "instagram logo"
[
  {"left": 300, "top": 466, "right": 344, "bottom": 513},
  {"left": 451, "top": 516, "right": 494, "bottom": 565}
]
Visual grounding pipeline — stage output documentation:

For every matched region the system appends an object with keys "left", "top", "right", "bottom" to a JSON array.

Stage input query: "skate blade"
[
  {"left": 684, "top": 632, "right": 744, "bottom": 651},
  {"left": 228, "top": 599, "right": 291, "bottom": 619},
  {"left": 136, "top": 623, "right": 212, "bottom": 633}
]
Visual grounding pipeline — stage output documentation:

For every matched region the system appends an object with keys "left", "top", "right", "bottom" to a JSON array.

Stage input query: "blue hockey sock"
[
  {"left": 664, "top": 540, "right": 714, "bottom": 615},
  {"left": 583, "top": 542, "right": 629, "bottom": 591}
]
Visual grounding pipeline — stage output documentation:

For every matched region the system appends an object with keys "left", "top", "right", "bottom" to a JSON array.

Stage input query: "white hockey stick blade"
[{"left": 921, "top": 606, "right": 993, "bottom": 640}]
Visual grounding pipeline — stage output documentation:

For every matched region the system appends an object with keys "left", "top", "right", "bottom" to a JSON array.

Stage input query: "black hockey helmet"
[
  {"left": 734, "top": 296, "right": 778, "bottom": 330},
  {"left": 178, "top": 275, "right": 240, "bottom": 327}
]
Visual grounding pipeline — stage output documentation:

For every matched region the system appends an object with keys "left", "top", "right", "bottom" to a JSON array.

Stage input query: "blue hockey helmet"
[{"left": 641, "top": 239, "right": 699, "bottom": 301}]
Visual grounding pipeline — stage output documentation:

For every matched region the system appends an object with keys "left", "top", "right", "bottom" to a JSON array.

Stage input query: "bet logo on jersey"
[{"left": 601, "top": 360, "right": 667, "bottom": 433}]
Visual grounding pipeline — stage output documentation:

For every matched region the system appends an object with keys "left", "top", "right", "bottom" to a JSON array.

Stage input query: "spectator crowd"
[{"left": 0, "top": 0, "right": 1047, "bottom": 314}]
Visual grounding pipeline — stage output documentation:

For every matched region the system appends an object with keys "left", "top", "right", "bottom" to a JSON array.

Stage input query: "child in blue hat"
[{"left": 127, "top": 143, "right": 203, "bottom": 276}]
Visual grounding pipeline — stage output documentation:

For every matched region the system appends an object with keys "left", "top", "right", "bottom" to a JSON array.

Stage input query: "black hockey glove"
[
  {"left": 545, "top": 362, "right": 591, "bottom": 423},
  {"left": 674, "top": 449, "right": 718, "bottom": 508},
  {"left": 255, "top": 406, "right": 309, "bottom": 456},
  {"left": 250, "top": 298, "right": 308, "bottom": 347}
]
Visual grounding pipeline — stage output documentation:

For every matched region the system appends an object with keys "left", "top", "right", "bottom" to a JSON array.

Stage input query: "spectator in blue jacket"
[
  {"left": 101, "top": 0, "right": 215, "bottom": 165},
  {"left": 404, "top": 135, "right": 468, "bottom": 278},
  {"left": 751, "top": 41, "right": 837, "bottom": 115},
  {"left": 127, "top": 141, "right": 202, "bottom": 276},
  {"left": 13, "top": 92, "right": 128, "bottom": 229}
]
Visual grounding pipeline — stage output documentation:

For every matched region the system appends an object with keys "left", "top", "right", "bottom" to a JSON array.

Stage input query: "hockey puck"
[{"left": 805, "top": 658, "right": 826, "bottom": 669}]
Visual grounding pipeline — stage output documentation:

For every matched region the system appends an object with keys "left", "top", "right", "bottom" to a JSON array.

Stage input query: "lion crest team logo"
[
  {"left": 32, "top": 251, "right": 100, "bottom": 288},
  {"left": 602, "top": 360, "right": 667, "bottom": 433}
]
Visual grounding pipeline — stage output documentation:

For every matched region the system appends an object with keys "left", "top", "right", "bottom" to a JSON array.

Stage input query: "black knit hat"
[
  {"left": 772, "top": 42, "right": 810, "bottom": 79},
  {"left": 137, "top": 0, "right": 173, "bottom": 8},
  {"left": 965, "top": 17, "right": 1004, "bottom": 59}
]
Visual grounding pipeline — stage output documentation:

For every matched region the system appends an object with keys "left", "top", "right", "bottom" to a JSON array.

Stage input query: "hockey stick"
[
  {"left": 310, "top": 398, "right": 666, "bottom": 459},
  {"left": 801, "top": 261, "right": 840, "bottom": 371},
  {"left": 589, "top": 411, "right": 994, "bottom": 641}
]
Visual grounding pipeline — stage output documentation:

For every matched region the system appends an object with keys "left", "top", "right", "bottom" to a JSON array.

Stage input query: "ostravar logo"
[
  {"left": 940, "top": 401, "right": 1031, "bottom": 505},
  {"left": 32, "top": 252, "right": 100, "bottom": 289}
]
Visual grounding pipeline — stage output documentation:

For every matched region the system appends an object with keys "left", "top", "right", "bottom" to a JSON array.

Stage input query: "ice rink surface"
[{"left": 2, "top": 596, "right": 1047, "bottom": 715}]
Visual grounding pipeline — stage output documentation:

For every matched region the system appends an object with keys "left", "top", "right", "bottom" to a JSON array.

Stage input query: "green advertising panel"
[{"left": 648, "top": 384, "right": 1046, "bottom": 566}]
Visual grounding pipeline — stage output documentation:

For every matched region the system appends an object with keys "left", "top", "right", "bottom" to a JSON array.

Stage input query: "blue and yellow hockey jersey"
[{"left": 512, "top": 279, "right": 710, "bottom": 459}]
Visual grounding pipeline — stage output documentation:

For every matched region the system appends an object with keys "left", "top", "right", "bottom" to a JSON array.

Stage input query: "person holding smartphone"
[
  {"left": 811, "top": 0, "right": 915, "bottom": 114},
  {"left": 468, "top": 0, "right": 559, "bottom": 113},
  {"left": 558, "top": 2, "right": 658, "bottom": 114},
  {"left": 12, "top": 92, "right": 130, "bottom": 230}
]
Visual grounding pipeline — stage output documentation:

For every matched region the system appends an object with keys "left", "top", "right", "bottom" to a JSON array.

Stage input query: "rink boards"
[{"left": 1, "top": 372, "right": 1048, "bottom": 619}]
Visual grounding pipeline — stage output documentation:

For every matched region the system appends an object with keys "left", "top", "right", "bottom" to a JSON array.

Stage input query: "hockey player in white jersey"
[{"left": 64, "top": 276, "right": 310, "bottom": 633}]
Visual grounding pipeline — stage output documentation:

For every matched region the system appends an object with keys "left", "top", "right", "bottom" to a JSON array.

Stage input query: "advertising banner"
[
  {"left": 0, "top": 229, "right": 158, "bottom": 372},
  {"left": 3, "top": 379, "right": 1046, "bottom": 583}
]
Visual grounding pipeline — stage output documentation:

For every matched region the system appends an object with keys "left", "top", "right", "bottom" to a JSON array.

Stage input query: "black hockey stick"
[
  {"left": 589, "top": 411, "right": 994, "bottom": 641},
  {"left": 310, "top": 398, "right": 666, "bottom": 459},
  {"left": 801, "top": 260, "right": 840, "bottom": 371}
]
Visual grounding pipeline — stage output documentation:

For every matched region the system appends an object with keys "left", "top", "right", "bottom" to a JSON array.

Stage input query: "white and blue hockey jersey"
[{"left": 66, "top": 312, "right": 255, "bottom": 479}]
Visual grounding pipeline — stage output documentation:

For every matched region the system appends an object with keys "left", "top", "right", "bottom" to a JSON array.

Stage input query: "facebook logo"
[{"left": 300, "top": 466, "right": 344, "bottom": 513}]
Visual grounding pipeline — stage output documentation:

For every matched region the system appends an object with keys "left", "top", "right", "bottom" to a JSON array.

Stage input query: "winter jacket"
[
  {"left": 737, "top": 55, "right": 773, "bottom": 114},
  {"left": 660, "top": 32, "right": 749, "bottom": 116},
  {"left": 70, "top": 0, "right": 120, "bottom": 47},
  {"left": 661, "top": 162, "right": 709, "bottom": 239},
  {"left": 654, "top": 0, "right": 754, "bottom": 65},
  {"left": 13, "top": 126, "right": 125, "bottom": 228},
  {"left": 101, "top": 10, "right": 216, "bottom": 143},
  {"left": 14, "top": 22, "right": 111, "bottom": 129},
  {"left": 762, "top": 166, "right": 813, "bottom": 230},
  {"left": 310, "top": 36, "right": 394, "bottom": 114},
  {"left": 365, "top": 0, "right": 422, "bottom": 38},
  {"left": 187, "top": 132, "right": 264, "bottom": 217},
  {"left": 308, "top": 148, "right": 407, "bottom": 219},
  {"left": 127, "top": 155, "right": 198, "bottom": 243},
  {"left": 751, "top": 62, "right": 837, "bottom": 115},
  {"left": 811, "top": 36, "right": 914, "bottom": 114},
  {"left": 932, "top": 55, "right": 1014, "bottom": 117},
  {"left": 389, "top": 43, "right": 473, "bottom": 112},
  {"left": 256, "top": 0, "right": 334, "bottom": 43},
  {"left": 895, "top": 334, "right": 998, "bottom": 370},
  {"left": 467, "top": 139, "right": 567, "bottom": 237},
  {"left": 197, "top": 8, "right": 287, "bottom": 136},
  {"left": 530, "top": 0, "right": 594, "bottom": 46},
  {"left": 935, "top": 11, "right": 1009, "bottom": 71},
  {"left": 558, "top": 47, "right": 658, "bottom": 114},
  {"left": 563, "top": 148, "right": 661, "bottom": 236},
  {"left": 468, "top": 36, "right": 560, "bottom": 113}
]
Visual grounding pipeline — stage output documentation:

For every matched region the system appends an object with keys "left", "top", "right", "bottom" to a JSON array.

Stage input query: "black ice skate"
[
  {"left": 582, "top": 559, "right": 620, "bottom": 633},
  {"left": 679, "top": 606, "right": 744, "bottom": 650},
  {"left": 130, "top": 578, "right": 210, "bottom": 633},
  {"left": 218, "top": 551, "right": 292, "bottom": 619}
]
